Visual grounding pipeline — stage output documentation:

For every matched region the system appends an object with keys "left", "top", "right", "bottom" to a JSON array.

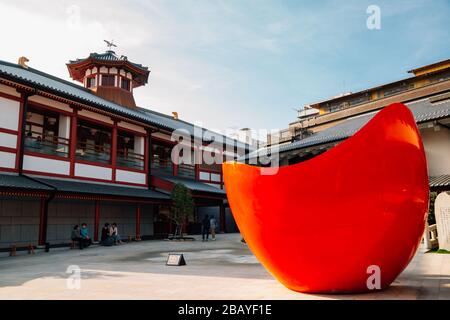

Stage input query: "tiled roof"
[
  {"left": 154, "top": 175, "right": 226, "bottom": 195},
  {"left": 68, "top": 50, "right": 149, "bottom": 71},
  {"left": 245, "top": 97, "right": 450, "bottom": 159},
  {"left": 0, "top": 174, "right": 53, "bottom": 191},
  {"left": 34, "top": 177, "right": 170, "bottom": 200},
  {"left": 429, "top": 174, "right": 450, "bottom": 190},
  {"left": 0, "top": 60, "right": 251, "bottom": 150}
]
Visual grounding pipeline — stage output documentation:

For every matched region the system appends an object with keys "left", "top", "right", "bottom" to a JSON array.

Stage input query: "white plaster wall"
[
  {"left": 199, "top": 171, "right": 210, "bottom": 180},
  {"left": 118, "top": 121, "right": 146, "bottom": 134},
  {"left": 134, "top": 136, "right": 145, "bottom": 155},
  {"left": 0, "top": 151, "right": 16, "bottom": 169},
  {"left": 23, "top": 155, "right": 70, "bottom": 175},
  {"left": 152, "top": 132, "right": 171, "bottom": 141},
  {"left": 58, "top": 115, "right": 71, "bottom": 139},
  {"left": 29, "top": 96, "right": 72, "bottom": 113},
  {"left": 0, "top": 132, "right": 17, "bottom": 149},
  {"left": 116, "top": 169, "right": 146, "bottom": 185},
  {"left": 421, "top": 127, "right": 450, "bottom": 176},
  {"left": 78, "top": 109, "right": 113, "bottom": 124},
  {"left": 0, "top": 97, "right": 20, "bottom": 131},
  {"left": 75, "top": 163, "right": 112, "bottom": 180}
]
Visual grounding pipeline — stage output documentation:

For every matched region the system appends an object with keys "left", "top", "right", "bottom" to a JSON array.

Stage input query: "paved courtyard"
[{"left": 0, "top": 233, "right": 449, "bottom": 300}]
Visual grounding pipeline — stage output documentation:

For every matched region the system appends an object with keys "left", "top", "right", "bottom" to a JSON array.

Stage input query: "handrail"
[
  {"left": 117, "top": 149, "right": 144, "bottom": 161},
  {"left": 24, "top": 133, "right": 70, "bottom": 156},
  {"left": 178, "top": 163, "right": 195, "bottom": 177},
  {"left": 26, "top": 130, "right": 69, "bottom": 145}
]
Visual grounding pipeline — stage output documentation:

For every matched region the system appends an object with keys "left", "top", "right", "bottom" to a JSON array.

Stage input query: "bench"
[{"left": 8, "top": 243, "right": 35, "bottom": 256}]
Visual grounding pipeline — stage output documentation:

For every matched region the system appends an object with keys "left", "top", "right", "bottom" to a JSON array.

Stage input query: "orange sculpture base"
[{"left": 223, "top": 103, "right": 429, "bottom": 293}]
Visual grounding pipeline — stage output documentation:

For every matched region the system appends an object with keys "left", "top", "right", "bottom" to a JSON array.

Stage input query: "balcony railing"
[
  {"left": 117, "top": 149, "right": 144, "bottom": 170},
  {"left": 24, "top": 132, "right": 69, "bottom": 158},
  {"left": 178, "top": 163, "right": 195, "bottom": 179},
  {"left": 76, "top": 141, "right": 111, "bottom": 165},
  {"left": 151, "top": 158, "right": 173, "bottom": 176}
]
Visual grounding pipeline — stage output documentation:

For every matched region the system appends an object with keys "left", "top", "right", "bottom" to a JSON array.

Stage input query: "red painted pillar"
[
  {"left": 195, "top": 164, "right": 199, "bottom": 180},
  {"left": 144, "top": 134, "right": 149, "bottom": 186},
  {"left": 111, "top": 121, "right": 118, "bottom": 182},
  {"left": 136, "top": 204, "right": 141, "bottom": 240},
  {"left": 15, "top": 94, "right": 26, "bottom": 171},
  {"left": 94, "top": 201, "right": 100, "bottom": 242},
  {"left": 69, "top": 109, "right": 78, "bottom": 177},
  {"left": 220, "top": 204, "right": 226, "bottom": 233},
  {"left": 38, "top": 197, "right": 48, "bottom": 246}
]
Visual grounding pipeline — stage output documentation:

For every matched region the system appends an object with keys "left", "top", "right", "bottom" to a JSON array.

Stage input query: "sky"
[{"left": 0, "top": 0, "right": 449, "bottom": 140}]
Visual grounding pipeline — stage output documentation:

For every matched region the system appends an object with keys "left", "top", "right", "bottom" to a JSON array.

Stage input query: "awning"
[
  {"left": 0, "top": 174, "right": 53, "bottom": 193},
  {"left": 0, "top": 174, "right": 170, "bottom": 201},
  {"left": 151, "top": 175, "right": 226, "bottom": 198}
]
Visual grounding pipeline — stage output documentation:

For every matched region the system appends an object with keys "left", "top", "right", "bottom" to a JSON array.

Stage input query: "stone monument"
[{"left": 435, "top": 192, "right": 450, "bottom": 251}]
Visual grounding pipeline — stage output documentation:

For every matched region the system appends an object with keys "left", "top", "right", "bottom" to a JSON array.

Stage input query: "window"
[
  {"left": 117, "top": 131, "right": 145, "bottom": 170},
  {"left": 24, "top": 106, "right": 69, "bottom": 157},
  {"left": 121, "top": 78, "right": 131, "bottom": 91},
  {"left": 348, "top": 94, "right": 370, "bottom": 106},
  {"left": 430, "top": 70, "right": 450, "bottom": 83},
  {"left": 198, "top": 160, "right": 222, "bottom": 183},
  {"left": 76, "top": 120, "right": 112, "bottom": 164},
  {"left": 383, "top": 83, "right": 414, "bottom": 97},
  {"left": 101, "top": 75, "right": 115, "bottom": 87},
  {"left": 86, "top": 77, "right": 96, "bottom": 88},
  {"left": 151, "top": 142, "right": 173, "bottom": 176}
]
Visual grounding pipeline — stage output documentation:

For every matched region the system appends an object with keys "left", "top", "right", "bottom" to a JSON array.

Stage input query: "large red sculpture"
[{"left": 223, "top": 103, "right": 429, "bottom": 293}]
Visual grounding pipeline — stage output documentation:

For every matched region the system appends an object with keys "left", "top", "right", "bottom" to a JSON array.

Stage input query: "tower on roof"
[{"left": 66, "top": 43, "right": 150, "bottom": 108}]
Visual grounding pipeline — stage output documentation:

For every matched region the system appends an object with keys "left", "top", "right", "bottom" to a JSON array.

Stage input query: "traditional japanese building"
[{"left": 0, "top": 48, "right": 251, "bottom": 250}]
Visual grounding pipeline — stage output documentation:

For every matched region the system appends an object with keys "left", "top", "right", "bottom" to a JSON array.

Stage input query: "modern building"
[
  {"left": 229, "top": 128, "right": 264, "bottom": 150},
  {"left": 248, "top": 59, "right": 450, "bottom": 192},
  {"left": 0, "top": 49, "right": 251, "bottom": 250},
  {"left": 267, "top": 58, "right": 450, "bottom": 146}
]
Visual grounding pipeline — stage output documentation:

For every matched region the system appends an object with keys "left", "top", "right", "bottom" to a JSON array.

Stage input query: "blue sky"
[{"left": 1, "top": 0, "right": 449, "bottom": 138}]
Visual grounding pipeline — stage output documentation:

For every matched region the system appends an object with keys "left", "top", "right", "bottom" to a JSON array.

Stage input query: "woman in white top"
[{"left": 110, "top": 222, "right": 123, "bottom": 244}]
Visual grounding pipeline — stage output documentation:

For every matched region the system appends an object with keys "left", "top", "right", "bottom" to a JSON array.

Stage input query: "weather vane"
[{"left": 104, "top": 39, "right": 117, "bottom": 51}]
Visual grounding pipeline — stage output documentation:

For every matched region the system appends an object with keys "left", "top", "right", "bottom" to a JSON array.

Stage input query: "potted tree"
[{"left": 169, "top": 183, "right": 195, "bottom": 240}]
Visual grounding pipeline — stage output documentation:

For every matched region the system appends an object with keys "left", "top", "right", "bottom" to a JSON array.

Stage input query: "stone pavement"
[{"left": 0, "top": 233, "right": 448, "bottom": 300}]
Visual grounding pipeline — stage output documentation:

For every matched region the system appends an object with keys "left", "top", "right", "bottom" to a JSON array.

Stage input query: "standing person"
[
  {"left": 79, "top": 223, "right": 92, "bottom": 249},
  {"left": 210, "top": 216, "right": 217, "bottom": 241},
  {"left": 101, "top": 223, "right": 113, "bottom": 246},
  {"left": 71, "top": 225, "right": 83, "bottom": 249},
  {"left": 110, "top": 222, "right": 123, "bottom": 245},
  {"left": 201, "top": 215, "right": 211, "bottom": 242}
]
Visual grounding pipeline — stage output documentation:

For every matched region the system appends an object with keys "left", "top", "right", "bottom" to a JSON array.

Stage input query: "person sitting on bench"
[
  {"left": 71, "top": 225, "right": 83, "bottom": 249},
  {"left": 79, "top": 223, "right": 92, "bottom": 249},
  {"left": 101, "top": 223, "right": 113, "bottom": 246}
]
